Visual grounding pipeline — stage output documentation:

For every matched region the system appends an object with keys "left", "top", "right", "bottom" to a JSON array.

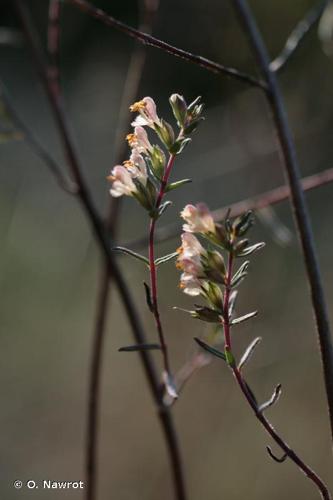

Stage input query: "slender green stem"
[{"left": 149, "top": 154, "right": 176, "bottom": 378}]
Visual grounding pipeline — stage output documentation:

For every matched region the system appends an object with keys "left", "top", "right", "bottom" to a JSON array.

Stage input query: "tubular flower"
[
  {"left": 177, "top": 233, "right": 207, "bottom": 296},
  {"left": 126, "top": 126, "right": 153, "bottom": 155},
  {"left": 179, "top": 272, "right": 202, "bottom": 296},
  {"left": 125, "top": 149, "right": 148, "bottom": 185},
  {"left": 108, "top": 166, "right": 137, "bottom": 198},
  {"left": 130, "top": 97, "right": 161, "bottom": 129},
  {"left": 180, "top": 203, "right": 215, "bottom": 234},
  {"left": 176, "top": 233, "right": 205, "bottom": 272},
  {"left": 108, "top": 150, "right": 148, "bottom": 198}
]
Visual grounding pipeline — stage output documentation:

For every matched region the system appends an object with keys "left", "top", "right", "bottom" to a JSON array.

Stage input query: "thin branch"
[
  {"left": 270, "top": 0, "right": 329, "bottom": 72},
  {"left": 64, "top": 0, "right": 266, "bottom": 90},
  {"left": 148, "top": 154, "right": 177, "bottom": 382},
  {"left": 15, "top": 2, "right": 187, "bottom": 499},
  {"left": 233, "top": 0, "right": 333, "bottom": 442},
  {"left": 222, "top": 252, "right": 331, "bottom": 500},
  {"left": 0, "top": 78, "right": 76, "bottom": 194},
  {"left": 125, "top": 166, "right": 333, "bottom": 250},
  {"left": 88, "top": 2, "right": 162, "bottom": 499},
  {"left": 86, "top": 261, "right": 111, "bottom": 500},
  {"left": 47, "top": 0, "right": 61, "bottom": 90}
]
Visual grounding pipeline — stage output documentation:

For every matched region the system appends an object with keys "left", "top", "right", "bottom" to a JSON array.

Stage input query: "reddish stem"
[
  {"left": 222, "top": 252, "right": 331, "bottom": 500},
  {"left": 149, "top": 154, "right": 176, "bottom": 377}
]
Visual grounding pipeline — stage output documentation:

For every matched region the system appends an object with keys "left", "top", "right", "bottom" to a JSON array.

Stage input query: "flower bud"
[
  {"left": 232, "top": 210, "right": 254, "bottom": 237},
  {"left": 155, "top": 119, "right": 175, "bottom": 149},
  {"left": 169, "top": 94, "right": 187, "bottom": 127},
  {"left": 207, "top": 250, "right": 226, "bottom": 276},
  {"left": 149, "top": 145, "right": 166, "bottom": 179},
  {"left": 204, "top": 282, "right": 223, "bottom": 310}
]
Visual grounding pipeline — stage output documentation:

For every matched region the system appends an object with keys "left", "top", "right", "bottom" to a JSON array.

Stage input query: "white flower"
[
  {"left": 130, "top": 97, "right": 161, "bottom": 129},
  {"left": 128, "top": 149, "right": 148, "bottom": 185},
  {"left": 179, "top": 232, "right": 205, "bottom": 257},
  {"left": 177, "top": 233, "right": 205, "bottom": 273},
  {"left": 126, "top": 126, "right": 153, "bottom": 154},
  {"left": 179, "top": 273, "right": 202, "bottom": 296},
  {"left": 108, "top": 165, "right": 137, "bottom": 198},
  {"left": 180, "top": 203, "right": 215, "bottom": 234},
  {"left": 177, "top": 232, "right": 208, "bottom": 296}
]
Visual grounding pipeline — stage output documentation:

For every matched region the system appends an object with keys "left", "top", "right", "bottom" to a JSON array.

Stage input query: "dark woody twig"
[
  {"left": 47, "top": 0, "right": 61, "bottom": 90},
  {"left": 88, "top": 2, "right": 164, "bottom": 500},
  {"left": 270, "top": 0, "right": 329, "bottom": 72},
  {"left": 64, "top": 0, "right": 266, "bottom": 90},
  {"left": 233, "top": 0, "right": 333, "bottom": 442},
  {"left": 15, "top": 2, "right": 187, "bottom": 499}
]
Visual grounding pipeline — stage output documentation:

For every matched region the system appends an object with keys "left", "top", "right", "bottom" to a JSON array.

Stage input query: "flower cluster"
[
  {"left": 176, "top": 203, "right": 265, "bottom": 322},
  {"left": 107, "top": 94, "right": 204, "bottom": 216},
  {"left": 108, "top": 94, "right": 203, "bottom": 216}
]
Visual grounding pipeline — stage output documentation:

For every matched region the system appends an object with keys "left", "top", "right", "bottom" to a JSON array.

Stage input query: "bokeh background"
[{"left": 1, "top": 0, "right": 333, "bottom": 499}]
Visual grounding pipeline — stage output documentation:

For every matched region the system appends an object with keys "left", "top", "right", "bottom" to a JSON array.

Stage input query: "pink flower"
[
  {"left": 176, "top": 232, "right": 208, "bottom": 296},
  {"left": 180, "top": 203, "right": 215, "bottom": 234},
  {"left": 108, "top": 166, "right": 137, "bottom": 198},
  {"left": 126, "top": 126, "right": 153, "bottom": 154},
  {"left": 108, "top": 148, "right": 149, "bottom": 199},
  {"left": 177, "top": 233, "right": 205, "bottom": 273},
  {"left": 179, "top": 273, "right": 202, "bottom": 296},
  {"left": 127, "top": 149, "right": 148, "bottom": 185},
  {"left": 130, "top": 97, "right": 161, "bottom": 129},
  {"left": 179, "top": 232, "right": 205, "bottom": 257}
]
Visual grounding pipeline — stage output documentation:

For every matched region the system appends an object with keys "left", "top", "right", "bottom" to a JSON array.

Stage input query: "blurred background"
[{"left": 1, "top": 0, "right": 333, "bottom": 499}]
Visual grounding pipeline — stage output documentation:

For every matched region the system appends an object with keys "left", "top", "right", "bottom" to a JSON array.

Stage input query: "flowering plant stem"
[
  {"left": 223, "top": 251, "right": 331, "bottom": 500},
  {"left": 149, "top": 154, "right": 176, "bottom": 378}
]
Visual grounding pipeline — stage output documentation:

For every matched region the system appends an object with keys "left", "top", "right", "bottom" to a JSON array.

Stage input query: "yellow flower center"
[
  {"left": 123, "top": 160, "right": 134, "bottom": 169},
  {"left": 129, "top": 100, "right": 146, "bottom": 112},
  {"left": 126, "top": 133, "right": 137, "bottom": 146}
]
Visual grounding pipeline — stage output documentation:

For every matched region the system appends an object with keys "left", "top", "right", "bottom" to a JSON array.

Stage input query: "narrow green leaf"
[
  {"left": 232, "top": 210, "right": 254, "bottom": 237},
  {"left": 194, "top": 338, "right": 226, "bottom": 361},
  {"left": 155, "top": 252, "right": 178, "bottom": 266},
  {"left": 187, "top": 95, "right": 202, "bottom": 111},
  {"left": 266, "top": 446, "right": 287, "bottom": 463},
  {"left": 228, "top": 290, "right": 238, "bottom": 318},
  {"left": 231, "top": 261, "right": 250, "bottom": 287},
  {"left": 238, "top": 337, "right": 262, "bottom": 370},
  {"left": 119, "top": 343, "right": 161, "bottom": 352},
  {"left": 232, "top": 311, "right": 258, "bottom": 325},
  {"left": 192, "top": 304, "right": 222, "bottom": 323},
  {"left": 112, "top": 246, "right": 149, "bottom": 265},
  {"left": 259, "top": 384, "right": 282, "bottom": 413},
  {"left": 170, "top": 137, "right": 192, "bottom": 155},
  {"left": 237, "top": 242, "right": 265, "bottom": 257},
  {"left": 158, "top": 200, "right": 172, "bottom": 218},
  {"left": 165, "top": 178, "right": 192, "bottom": 192},
  {"left": 143, "top": 282, "right": 154, "bottom": 313}
]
